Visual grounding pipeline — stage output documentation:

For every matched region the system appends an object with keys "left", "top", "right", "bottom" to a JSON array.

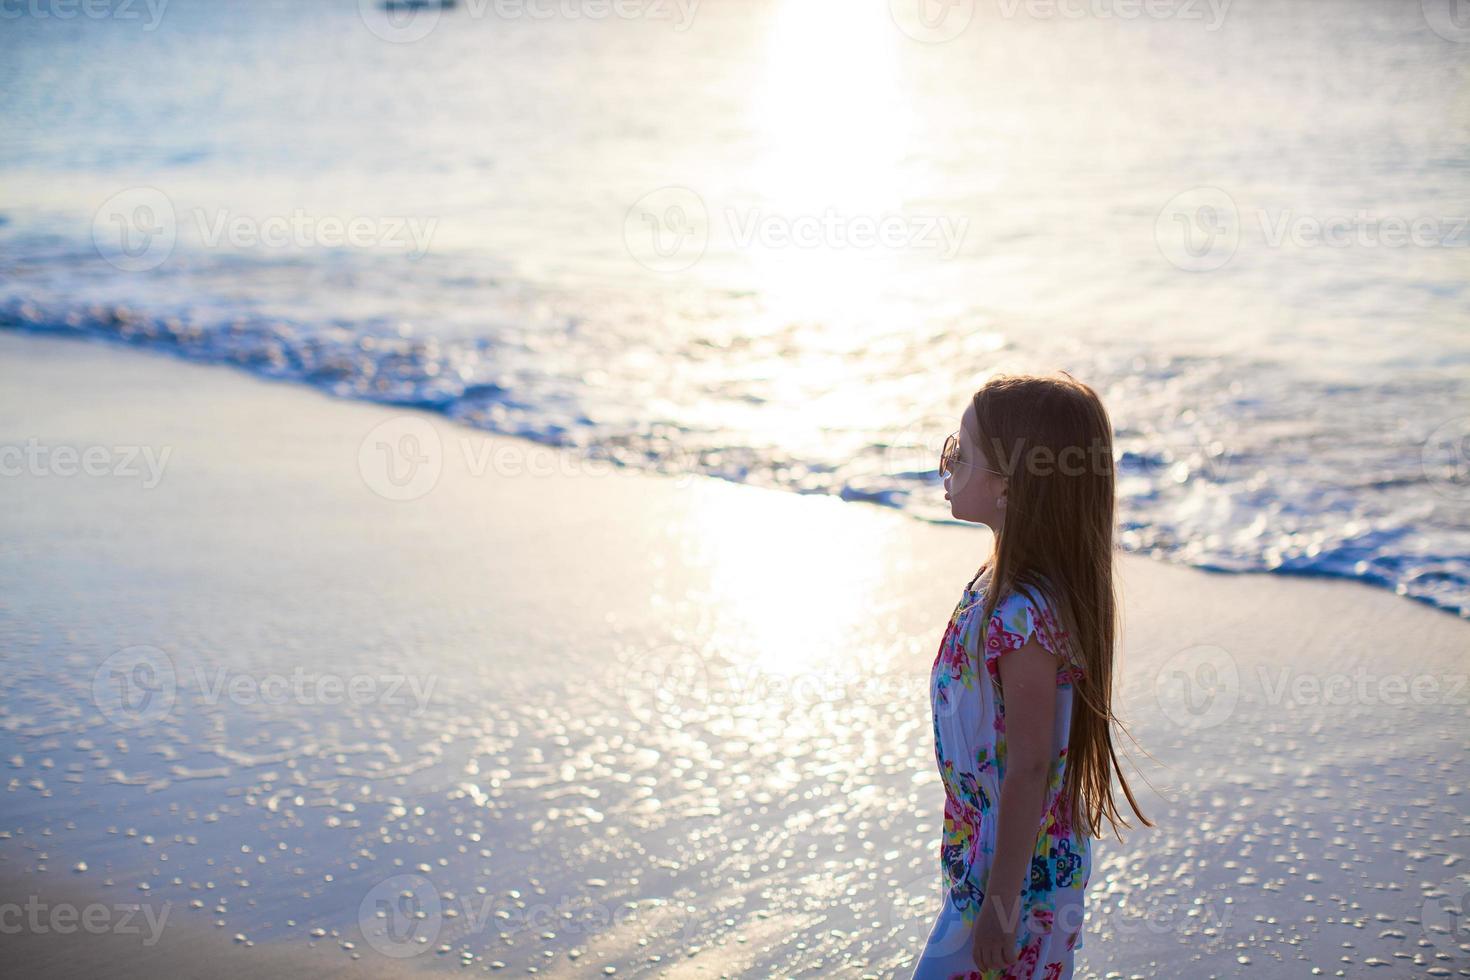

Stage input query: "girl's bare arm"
[{"left": 971, "top": 637, "right": 1057, "bottom": 968}]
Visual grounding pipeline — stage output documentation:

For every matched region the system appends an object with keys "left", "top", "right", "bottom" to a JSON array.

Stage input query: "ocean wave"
[{"left": 4, "top": 296, "right": 1467, "bottom": 619}]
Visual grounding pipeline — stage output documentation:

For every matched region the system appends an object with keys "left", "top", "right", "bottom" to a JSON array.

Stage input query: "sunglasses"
[{"left": 940, "top": 429, "right": 1005, "bottom": 477}]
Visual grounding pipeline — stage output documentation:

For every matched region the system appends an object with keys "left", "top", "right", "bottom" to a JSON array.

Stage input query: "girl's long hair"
[{"left": 968, "top": 372, "right": 1152, "bottom": 842}]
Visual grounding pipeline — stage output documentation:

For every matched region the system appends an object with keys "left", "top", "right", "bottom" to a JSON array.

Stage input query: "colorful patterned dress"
[{"left": 910, "top": 573, "right": 1091, "bottom": 980}]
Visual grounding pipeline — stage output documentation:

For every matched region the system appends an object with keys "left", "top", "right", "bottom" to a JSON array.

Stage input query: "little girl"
[{"left": 911, "top": 373, "right": 1152, "bottom": 980}]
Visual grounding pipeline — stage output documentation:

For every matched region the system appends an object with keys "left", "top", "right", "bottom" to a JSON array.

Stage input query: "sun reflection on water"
[
  {"left": 689, "top": 486, "right": 893, "bottom": 681},
  {"left": 742, "top": 0, "right": 917, "bottom": 324}
]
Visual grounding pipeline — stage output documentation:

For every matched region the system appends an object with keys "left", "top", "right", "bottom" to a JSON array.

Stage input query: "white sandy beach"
[{"left": 1, "top": 331, "right": 1467, "bottom": 979}]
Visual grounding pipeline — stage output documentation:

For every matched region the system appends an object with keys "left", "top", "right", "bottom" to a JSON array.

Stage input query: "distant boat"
[{"left": 382, "top": 0, "right": 455, "bottom": 10}]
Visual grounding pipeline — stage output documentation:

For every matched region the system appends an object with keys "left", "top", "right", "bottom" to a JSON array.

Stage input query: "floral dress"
[{"left": 910, "top": 573, "right": 1091, "bottom": 980}]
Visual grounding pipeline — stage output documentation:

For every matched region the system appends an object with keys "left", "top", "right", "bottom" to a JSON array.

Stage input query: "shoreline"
[
  {"left": 4, "top": 318, "right": 1463, "bottom": 624},
  {"left": 2, "top": 331, "right": 1467, "bottom": 978}
]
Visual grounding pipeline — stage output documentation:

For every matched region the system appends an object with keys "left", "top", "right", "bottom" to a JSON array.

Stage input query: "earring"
[{"left": 996, "top": 496, "right": 1006, "bottom": 510}]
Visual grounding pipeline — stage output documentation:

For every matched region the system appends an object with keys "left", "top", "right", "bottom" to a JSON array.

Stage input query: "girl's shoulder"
[{"left": 984, "top": 578, "right": 1071, "bottom": 661}]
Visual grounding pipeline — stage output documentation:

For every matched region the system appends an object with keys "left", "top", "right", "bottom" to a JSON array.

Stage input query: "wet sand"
[
  {"left": 0, "top": 331, "right": 1467, "bottom": 978},
  {"left": 0, "top": 870, "right": 427, "bottom": 979}
]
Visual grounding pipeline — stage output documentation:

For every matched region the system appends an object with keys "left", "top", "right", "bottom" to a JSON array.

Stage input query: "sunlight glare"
[{"left": 743, "top": 0, "right": 917, "bottom": 322}]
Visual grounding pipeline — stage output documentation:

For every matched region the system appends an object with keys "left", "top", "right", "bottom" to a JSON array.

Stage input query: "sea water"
[{"left": 1, "top": 0, "right": 1467, "bottom": 617}]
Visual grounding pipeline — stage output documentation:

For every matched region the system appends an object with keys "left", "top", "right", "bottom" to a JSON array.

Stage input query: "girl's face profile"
[{"left": 944, "top": 402, "right": 1008, "bottom": 530}]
